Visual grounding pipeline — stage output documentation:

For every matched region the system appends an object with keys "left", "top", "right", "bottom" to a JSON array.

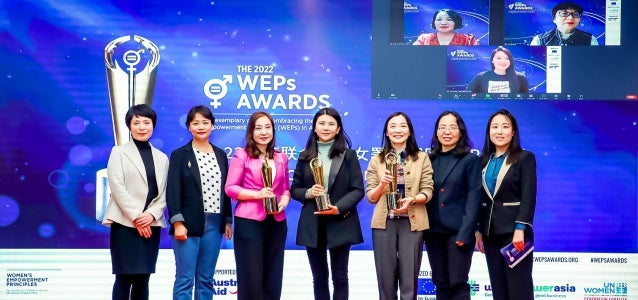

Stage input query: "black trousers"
[
  {"left": 306, "top": 244, "right": 352, "bottom": 300},
  {"left": 112, "top": 274, "right": 150, "bottom": 300},
  {"left": 483, "top": 231, "right": 534, "bottom": 300},
  {"left": 424, "top": 231, "right": 474, "bottom": 300},
  {"left": 233, "top": 215, "right": 287, "bottom": 300}
]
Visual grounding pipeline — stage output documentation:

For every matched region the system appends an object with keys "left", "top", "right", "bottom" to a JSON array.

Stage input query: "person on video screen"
[
  {"left": 530, "top": 1, "right": 598, "bottom": 46},
  {"left": 413, "top": 9, "right": 479, "bottom": 46},
  {"left": 467, "top": 46, "right": 529, "bottom": 94}
]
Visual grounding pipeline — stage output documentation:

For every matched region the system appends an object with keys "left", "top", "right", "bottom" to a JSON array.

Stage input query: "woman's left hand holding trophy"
[
  {"left": 310, "top": 184, "right": 339, "bottom": 215},
  {"left": 393, "top": 196, "right": 414, "bottom": 214},
  {"left": 314, "top": 204, "right": 339, "bottom": 215}
]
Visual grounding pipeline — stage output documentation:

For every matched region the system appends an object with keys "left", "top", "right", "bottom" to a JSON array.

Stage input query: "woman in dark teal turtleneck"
[{"left": 290, "top": 108, "right": 365, "bottom": 300}]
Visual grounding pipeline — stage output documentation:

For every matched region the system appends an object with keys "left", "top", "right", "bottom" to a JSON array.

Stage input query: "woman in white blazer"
[{"left": 102, "top": 104, "right": 169, "bottom": 300}]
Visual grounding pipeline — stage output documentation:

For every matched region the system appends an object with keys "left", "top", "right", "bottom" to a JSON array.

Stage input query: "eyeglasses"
[
  {"left": 557, "top": 11, "right": 582, "bottom": 18},
  {"left": 437, "top": 126, "right": 459, "bottom": 132}
]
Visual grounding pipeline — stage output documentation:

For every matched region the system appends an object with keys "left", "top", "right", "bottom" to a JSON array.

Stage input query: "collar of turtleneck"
[
  {"left": 439, "top": 148, "right": 455, "bottom": 156},
  {"left": 133, "top": 139, "right": 151, "bottom": 149},
  {"left": 317, "top": 140, "right": 335, "bottom": 156}
]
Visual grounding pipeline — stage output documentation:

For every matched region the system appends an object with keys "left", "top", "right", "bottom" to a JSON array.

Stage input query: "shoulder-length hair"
[
  {"left": 490, "top": 46, "right": 521, "bottom": 92},
  {"left": 245, "top": 111, "right": 276, "bottom": 159},
  {"left": 431, "top": 9, "right": 464, "bottom": 30},
  {"left": 299, "top": 107, "right": 352, "bottom": 161},
  {"left": 378, "top": 112, "right": 420, "bottom": 163},
  {"left": 480, "top": 109, "right": 523, "bottom": 167},
  {"left": 429, "top": 111, "right": 472, "bottom": 159}
]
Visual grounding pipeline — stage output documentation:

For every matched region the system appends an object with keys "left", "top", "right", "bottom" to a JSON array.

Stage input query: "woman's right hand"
[
  {"left": 475, "top": 231, "right": 484, "bottom": 253},
  {"left": 174, "top": 222, "right": 188, "bottom": 241},
  {"left": 224, "top": 223, "right": 233, "bottom": 240},
  {"left": 133, "top": 212, "right": 154, "bottom": 228},
  {"left": 380, "top": 169, "right": 394, "bottom": 185},
  {"left": 367, "top": 170, "right": 392, "bottom": 204},
  {"left": 309, "top": 184, "right": 325, "bottom": 197},
  {"left": 258, "top": 187, "right": 275, "bottom": 199}
]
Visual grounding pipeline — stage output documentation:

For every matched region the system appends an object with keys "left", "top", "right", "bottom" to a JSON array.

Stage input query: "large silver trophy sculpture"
[{"left": 96, "top": 35, "right": 160, "bottom": 220}]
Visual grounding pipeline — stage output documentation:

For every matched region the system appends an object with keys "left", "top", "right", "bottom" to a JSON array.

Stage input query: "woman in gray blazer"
[{"left": 102, "top": 104, "right": 169, "bottom": 300}]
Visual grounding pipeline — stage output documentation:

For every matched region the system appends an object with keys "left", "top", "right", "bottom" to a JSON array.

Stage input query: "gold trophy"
[
  {"left": 385, "top": 152, "right": 402, "bottom": 210},
  {"left": 96, "top": 35, "right": 160, "bottom": 221},
  {"left": 310, "top": 158, "right": 331, "bottom": 211},
  {"left": 261, "top": 157, "right": 279, "bottom": 214}
]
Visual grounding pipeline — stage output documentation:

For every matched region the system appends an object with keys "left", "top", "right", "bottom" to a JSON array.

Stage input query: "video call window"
[
  {"left": 374, "top": 0, "right": 635, "bottom": 101},
  {"left": 402, "top": 0, "right": 490, "bottom": 46},
  {"left": 504, "top": 0, "right": 621, "bottom": 46},
  {"left": 446, "top": 46, "right": 562, "bottom": 100}
]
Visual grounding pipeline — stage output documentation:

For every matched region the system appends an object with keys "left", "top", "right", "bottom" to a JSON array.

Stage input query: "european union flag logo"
[{"left": 417, "top": 278, "right": 436, "bottom": 295}]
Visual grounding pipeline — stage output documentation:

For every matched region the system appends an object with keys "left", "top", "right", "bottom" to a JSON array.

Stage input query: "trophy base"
[
  {"left": 315, "top": 194, "right": 331, "bottom": 211},
  {"left": 386, "top": 192, "right": 402, "bottom": 210},
  {"left": 264, "top": 197, "right": 279, "bottom": 214}
]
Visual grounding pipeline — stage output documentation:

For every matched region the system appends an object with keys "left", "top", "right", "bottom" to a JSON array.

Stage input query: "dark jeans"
[{"left": 306, "top": 244, "right": 352, "bottom": 300}]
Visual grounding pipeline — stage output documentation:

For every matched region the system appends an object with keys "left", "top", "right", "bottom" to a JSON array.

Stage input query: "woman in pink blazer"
[{"left": 225, "top": 111, "right": 290, "bottom": 300}]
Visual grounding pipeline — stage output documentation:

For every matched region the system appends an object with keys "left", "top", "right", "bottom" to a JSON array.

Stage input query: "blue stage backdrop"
[{"left": 0, "top": 0, "right": 637, "bottom": 254}]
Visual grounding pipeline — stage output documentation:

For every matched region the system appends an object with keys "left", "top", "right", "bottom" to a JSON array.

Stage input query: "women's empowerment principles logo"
[{"left": 203, "top": 69, "right": 331, "bottom": 110}]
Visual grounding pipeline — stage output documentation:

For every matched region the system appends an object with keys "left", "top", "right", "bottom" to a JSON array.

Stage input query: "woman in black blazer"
[
  {"left": 290, "top": 108, "right": 365, "bottom": 300},
  {"left": 425, "top": 111, "right": 482, "bottom": 300},
  {"left": 166, "top": 105, "right": 233, "bottom": 300},
  {"left": 475, "top": 109, "right": 537, "bottom": 300}
]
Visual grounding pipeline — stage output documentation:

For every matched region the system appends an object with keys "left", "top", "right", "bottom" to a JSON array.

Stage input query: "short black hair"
[
  {"left": 125, "top": 104, "right": 157, "bottom": 129},
  {"left": 552, "top": 1, "right": 583, "bottom": 18},
  {"left": 185, "top": 105, "right": 215, "bottom": 128},
  {"left": 431, "top": 9, "right": 464, "bottom": 30}
]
